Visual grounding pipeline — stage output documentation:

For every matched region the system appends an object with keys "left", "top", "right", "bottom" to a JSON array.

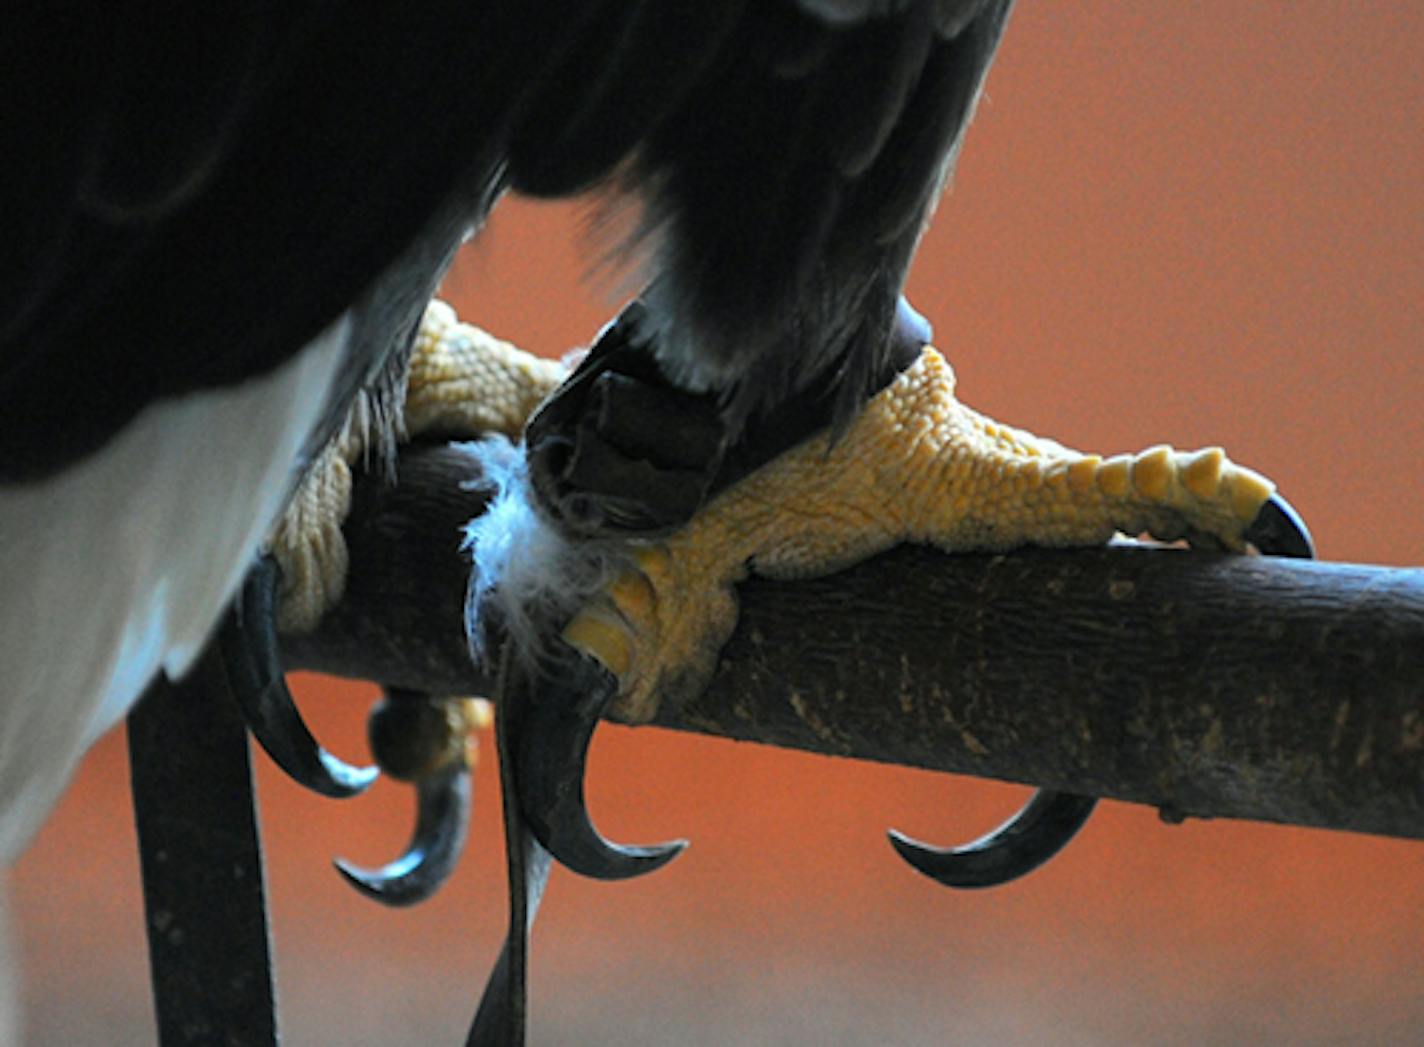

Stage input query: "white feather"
[
  {"left": 0, "top": 318, "right": 348, "bottom": 862},
  {"left": 461, "top": 436, "right": 632, "bottom": 670}
]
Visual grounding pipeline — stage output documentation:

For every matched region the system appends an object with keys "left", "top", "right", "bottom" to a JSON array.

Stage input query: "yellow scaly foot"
[{"left": 564, "top": 345, "right": 1299, "bottom": 724}]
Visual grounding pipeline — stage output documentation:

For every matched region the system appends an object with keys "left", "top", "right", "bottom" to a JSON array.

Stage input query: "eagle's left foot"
[{"left": 226, "top": 300, "right": 557, "bottom": 896}]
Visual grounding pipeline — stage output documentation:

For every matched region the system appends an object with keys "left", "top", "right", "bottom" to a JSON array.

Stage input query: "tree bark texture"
[{"left": 284, "top": 444, "right": 1424, "bottom": 842}]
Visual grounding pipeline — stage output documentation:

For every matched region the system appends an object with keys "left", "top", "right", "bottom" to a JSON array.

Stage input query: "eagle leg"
[
  {"left": 334, "top": 688, "right": 485, "bottom": 905},
  {"left": 219, "top": 555, "right": 377, "bottom": 798},
  {"left": 420, "top": 297, "right": 1310, "bottom": 887},
  {"left": 248, "top": 299, "right": 573, "bottom": 895},
  {"left": 563, "top": 344, "right": 1316, "bottom": 721}
]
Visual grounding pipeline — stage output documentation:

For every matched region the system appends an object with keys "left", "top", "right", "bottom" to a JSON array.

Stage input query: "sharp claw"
[
  {"left": 334, "top": 764, "right": 471, "bottom": 906},
  {"left": 514, "top": 648, "right": 686, "bottom": 881},
  {"left": 893, "top": 296, "right": 933, "bottom": 359},
  {"left": 220, "top": 556, "right": 377, "bottom": 798},
  {"left": 889, "top": 790, "right": 1098, "bottom": 889},
  {"left": 1245, "top": 493, "right": 1315, "bottom": 559}
]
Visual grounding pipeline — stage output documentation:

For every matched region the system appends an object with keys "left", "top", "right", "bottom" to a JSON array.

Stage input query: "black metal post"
[{"left": 127, "top": 645, "right": 279, "bottom": 1046}]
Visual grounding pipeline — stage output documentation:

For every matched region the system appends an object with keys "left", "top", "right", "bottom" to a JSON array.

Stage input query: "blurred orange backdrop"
[{"left": 13, "top": 4, "right": 1423, "bottom": 1044}]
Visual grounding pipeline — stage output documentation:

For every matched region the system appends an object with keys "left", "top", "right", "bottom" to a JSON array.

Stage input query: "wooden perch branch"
[{"left": 284, "top": 444, "right": 1424, "bottom": 842}]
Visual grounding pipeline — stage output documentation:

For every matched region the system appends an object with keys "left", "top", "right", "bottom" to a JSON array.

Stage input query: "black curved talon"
[
  {"left": 514, "top": 649, "right": 685, "bottom": 881},
  {"left": 1245, "top": 492, "right": 1315, "bottom": 559},
  {"left": 336, "top": 689, "right": 483, "bottom": 906},
  {"left": 889, "top": 791, "right": 1098, "bottom": 889},
  {"left": 220, "top": 556, "right": 377, "bottom": 798},
  {"left": 334, "top": 763, "right": 471, "bottom": 907}
]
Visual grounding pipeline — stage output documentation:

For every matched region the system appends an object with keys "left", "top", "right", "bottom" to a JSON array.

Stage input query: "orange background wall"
[{"left": 13, "top": 5, "right": 1423, "bottom": 1043}]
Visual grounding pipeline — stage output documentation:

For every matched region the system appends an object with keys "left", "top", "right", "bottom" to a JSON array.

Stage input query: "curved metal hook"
[
  {"left": 514, "top": 648, "right": 685, "bottom": 881},
  {"left": 220, "top": 556, "right": 377, "bottom": 798},
  {"left": 889, "top": 791, "right": 1098, "bottom": 889},
  {"left": 334, "top": 763, "right": 471, "bottom": 907}
]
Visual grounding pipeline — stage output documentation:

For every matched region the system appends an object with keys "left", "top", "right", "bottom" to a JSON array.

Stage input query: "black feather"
[
  {"left": 824, "top": 9, "right": 936, "bottom": 178},
  {"left": 846, "top": 4, "right": 1012, "bottom": 246},
  {"left": 2, "top": 0, "right": 1015, "bottom": 480},
  {"left": 74, "top": 8, "right": 275, "bottom": 224},
  {"left": 508, "top": 2, "right": 747, "bottom": 198}
]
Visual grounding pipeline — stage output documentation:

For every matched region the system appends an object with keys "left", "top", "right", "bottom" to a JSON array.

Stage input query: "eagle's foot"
[
  {"left": 224, "top": 555, "right": 489, "bottom": 904},
  {"left": 560, "top": 540, "right": 737, "bottom": 725},
  {"left": 268, "top": 298, "right": 566, "bottom": 635},
  {"left": 228, "top": 300, "right": 556, "bottom": 893},
  {"left": 536, "top": 343, "right": 1311, "bottom": 886},
  {"left": 525, "top": 302, "right": 726, "bottom": 541}
]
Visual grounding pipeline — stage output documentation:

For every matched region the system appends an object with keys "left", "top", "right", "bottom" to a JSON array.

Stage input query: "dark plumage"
[
  {"left": 3, "top": 0, "right": 1011, "bottom": 479},
  {"left": 0, "top": 1, "right": 1013, "bottom": 860}
]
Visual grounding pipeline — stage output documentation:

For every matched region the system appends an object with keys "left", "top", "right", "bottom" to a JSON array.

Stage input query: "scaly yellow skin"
[
  {"left": 564, "top": 346, "right": 1276, "bottom": 723},
  {"left": 405, "top": 299, "right": 567, "bottom": 442}
]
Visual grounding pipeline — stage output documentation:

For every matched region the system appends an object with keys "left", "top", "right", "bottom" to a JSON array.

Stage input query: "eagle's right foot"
[{"left": 544, "top": 343, "right": 1314, "bottom": 885}]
